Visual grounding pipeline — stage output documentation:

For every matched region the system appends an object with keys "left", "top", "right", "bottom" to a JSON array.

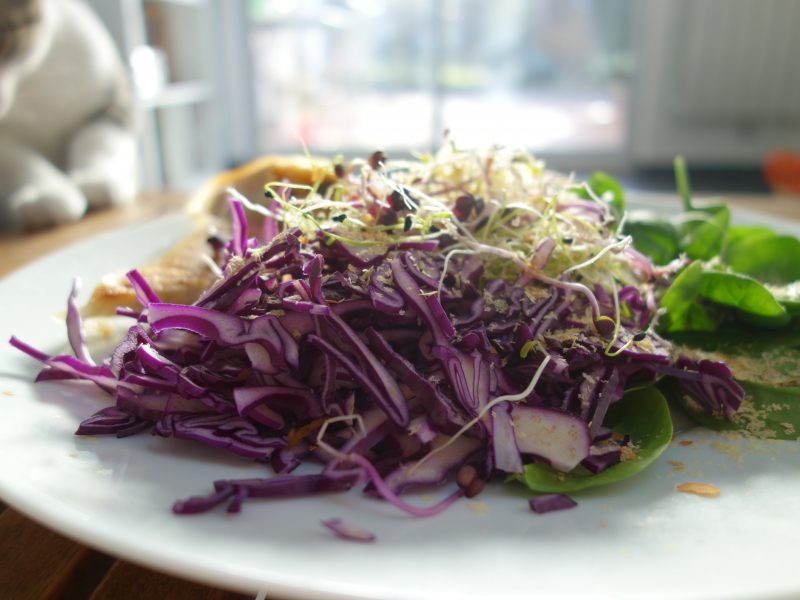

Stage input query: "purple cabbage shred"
[
  {"left": 9, "top": 185, "right": 745, "bottom": 521},
  {"left": 529, "top": 493, "right": 578, "bottom": 514}
]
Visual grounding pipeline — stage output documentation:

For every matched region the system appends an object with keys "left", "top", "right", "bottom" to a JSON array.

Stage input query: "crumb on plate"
[
  {"left": 677, "top": 482, "right": 721, "bottom": 497},
  {"left": 468, "top": 501, "right": 488, "bottom": 515},
  {"left": 668, "top": 460, "right": 686, "bottom": 472}
]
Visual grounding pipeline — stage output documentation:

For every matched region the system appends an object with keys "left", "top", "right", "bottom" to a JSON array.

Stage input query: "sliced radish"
[{"left": 511, "top": 405, "right": 591, "bottom": 472}]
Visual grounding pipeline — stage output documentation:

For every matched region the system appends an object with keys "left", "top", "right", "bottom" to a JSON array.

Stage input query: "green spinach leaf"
[
  {"left": 624, "top": 215, "right": 680, "bottom": 265},
  {"left": 670, "top": 157, "right": 732, "bottom": 259},
  {"left": 514, "top": 387, "right": 673, "bottom": 493},
  {"left": 697, "top": 271, "right": 789, "bottom": 325},
  {"left": 658, "top": 261, "right": 720, "bottom": 333},
  {"left": 779, "top": 299, "right": 800, "bottom": 316},
  {"left": 678, "top": 381, "right": 800, "bottom": 441},
  {"left": 668, "top": 331, "right": 800, "bottom": 387},
  {"left": 576, "top": 171, "right": 626, "bottom": 221},
  {"left": 723, "top": 225, "right": 776, "bottom": 258},
  {"left": 724, "top": 234, "right": 800, "bottom": 285},
  {"left": 590, "top": 172, "right": 625, "bottom": 220},
  {"left": 674, "top": 156, "right": 694, "bottom": 211},
  {"left": 678, "top": 205, "right": 730, "bottom": 260}
]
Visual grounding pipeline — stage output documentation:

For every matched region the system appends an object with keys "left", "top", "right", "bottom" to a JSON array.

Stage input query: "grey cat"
[{"left": 0, "top": 0, "right": 137, "bottom": 230}]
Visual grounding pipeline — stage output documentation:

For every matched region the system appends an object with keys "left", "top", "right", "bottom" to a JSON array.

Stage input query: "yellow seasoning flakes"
[
  {"left": 676, "top": 482, "right": 721, "bottom": 498},
  {"left": 668, "top": 460, "right": 686, "bottom": 472}
]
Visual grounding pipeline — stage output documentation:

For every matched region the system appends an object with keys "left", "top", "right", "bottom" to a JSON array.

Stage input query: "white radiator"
[{"left": 631, "top": 0, "right": 800, "bottom": 165}]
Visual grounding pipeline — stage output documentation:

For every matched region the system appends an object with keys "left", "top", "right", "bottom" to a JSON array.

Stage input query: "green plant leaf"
[
  {"left": 590, "top": 172, "right": 625, "bottom": 220},
  {"left": 672, "top": 157, "right": 730, "bottom": 260},
  {"left": 678, "top": 205, "right": 730, "bottom": 260},
  {"left": 513, "top": 387, "right": 673, "bottom": 493},
  {"left": 779, "top": 300, "right": 800, "bottom": 316},
  {"left": 723, "top": 225, "right": 776, "bottom": 260},
  {"left": 724, "top": 234, "right": 800, "bottom": 285},
  {"left": 768, "top": 283, "right": 800, "bottom": 317},
  {"left": 658, "top": 261, "right": 720, "bottom": 333},
  {"left": 624, "top": 215, "right": 680, "bottom": 265},
  {"left": 677, "top": 381, "right": 800, "bottom": 441},
  {"left": 576, "top": 171, "right": 626, "bottom": 221},
  {"left": 697, "top": 271, "right": 789, "bottom": 324},
  {"left": 667, "top": 331, "right": 800, "bottom": 387},
  {"left": 674, "top": 156, "right": 693, "bottom": 212}
]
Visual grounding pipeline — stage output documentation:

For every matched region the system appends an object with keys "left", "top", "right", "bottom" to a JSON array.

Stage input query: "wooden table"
[{"left": 0, "top": 190, "right": 798, "bottom": 599}]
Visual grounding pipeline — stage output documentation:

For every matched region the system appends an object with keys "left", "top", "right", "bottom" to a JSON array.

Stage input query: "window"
[
  {"left": 246, "top": 0, "right": 633, "bottom": 155},
  {"left": 92, "top": 0, "right": 800, "bottom": 183}
]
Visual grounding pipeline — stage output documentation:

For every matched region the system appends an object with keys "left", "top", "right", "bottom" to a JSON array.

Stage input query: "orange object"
[{"left": 764, "top": 150, "right": 800, "bottom": 194}]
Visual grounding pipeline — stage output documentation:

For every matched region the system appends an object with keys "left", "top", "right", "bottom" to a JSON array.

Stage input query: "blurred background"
[{"left": 88, "top": 0, "right": 800, "bottom": 193}]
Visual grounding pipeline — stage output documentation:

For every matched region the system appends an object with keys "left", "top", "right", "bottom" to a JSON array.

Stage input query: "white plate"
[{"left": 1, "top": 203, "right": 799, "bottom": 600}]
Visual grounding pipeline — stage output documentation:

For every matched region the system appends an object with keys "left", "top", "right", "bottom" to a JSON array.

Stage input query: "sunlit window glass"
[{"left": 247, "top": 0, "right": 632, "bottom": 154}]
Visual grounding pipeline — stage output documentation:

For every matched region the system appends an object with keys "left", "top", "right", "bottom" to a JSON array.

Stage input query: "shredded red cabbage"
[
  {"left": 10, "top": 165, "right": 745, "bottom": 522},
  {"left": 529, "top": 493, "right": 578, "bottom": 514}
]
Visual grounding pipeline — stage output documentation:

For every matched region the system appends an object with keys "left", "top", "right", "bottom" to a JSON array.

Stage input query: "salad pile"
[{"left": 10, "top": 143, "right": 799, "bottom": 531}]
